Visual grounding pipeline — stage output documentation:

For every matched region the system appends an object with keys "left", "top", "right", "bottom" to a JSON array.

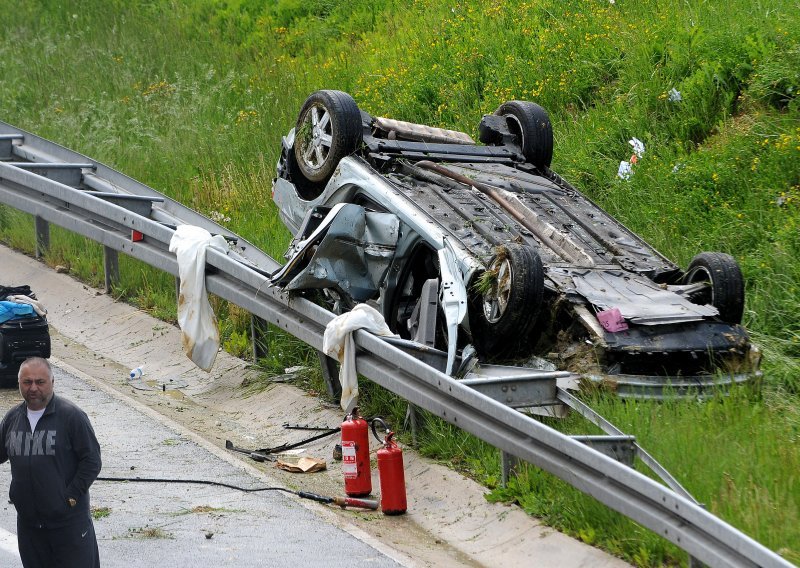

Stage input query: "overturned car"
[{"left": 271, "top": 90, "right": 760, "bottom": 397}]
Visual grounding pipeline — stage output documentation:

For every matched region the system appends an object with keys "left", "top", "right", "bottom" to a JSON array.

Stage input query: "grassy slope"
[{"left": 1, "top": 1, "right": 798, "bottom": 565}]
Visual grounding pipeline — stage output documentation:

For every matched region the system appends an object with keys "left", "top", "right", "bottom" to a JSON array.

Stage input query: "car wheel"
[
  {"left": 294, "top": 90, "right": 362, "bottom": 186},
  {"left": 683, "top": 252, "right": 745, "bottom": 324},
  {"left": 494, "top": 101, "right": 553, "bottom": 169},
  {"left": 469, "top": 243, "right": 545, "bottom": 358}
]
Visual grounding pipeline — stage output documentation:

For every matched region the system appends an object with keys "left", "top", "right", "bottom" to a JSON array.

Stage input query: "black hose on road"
[{"left": 95, "top": 476, "right": 379, "bottom": 510}]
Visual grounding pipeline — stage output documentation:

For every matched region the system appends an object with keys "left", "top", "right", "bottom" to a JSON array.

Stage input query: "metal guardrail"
[{"left": 0, "top": 122, "right": 792, "bottom": 568}]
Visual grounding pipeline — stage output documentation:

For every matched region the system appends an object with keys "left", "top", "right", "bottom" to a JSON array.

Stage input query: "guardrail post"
[
  {"left": 34, "top": 215, "right": 49, "bottom": 258},
  {"left": 103, "top": 246, "right": 119, "bottom": 292},
  {"left": 501, "top": 451, "right": 518, "bottom": 486},
  {"left": 251, "top": 315, "right": 269, "bottom": 363},
  {"left": 317, "top": 351, "right": 341, "bottom": 400},
  {"left": 405, "top": 404, "right": 419, "bottom": 446}
]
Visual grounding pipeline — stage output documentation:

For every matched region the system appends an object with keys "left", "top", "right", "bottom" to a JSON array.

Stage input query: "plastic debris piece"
[
  {"left": 629, "top": 137, "right": 645, "bottom": 158},
  {"left": 276, "top": 449, "right": 305, "bottom": 457},
  {"left": 156, "top": 377, "right": 189, "bottom": 390},
  {"left": 597, "top": 308, "right": 629, "bottom": 332},
  {"left": 617, "top": 161, "right": 633, "bottom": 180},
  {"left": 127, "top": 377, "right": 156, "bottom": 391},
  {"left": 668, "top": 88, "right": 682, "bottom": 102}
]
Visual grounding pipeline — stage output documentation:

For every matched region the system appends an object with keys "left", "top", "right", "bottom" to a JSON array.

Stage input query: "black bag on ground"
[{"left": 0, "top": 286, "right": 51, "bottom": 387}]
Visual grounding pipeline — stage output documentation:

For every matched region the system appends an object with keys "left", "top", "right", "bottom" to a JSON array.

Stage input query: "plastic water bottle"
[{"left": 129, "top": 366, "right": 144, "bottom": 380}]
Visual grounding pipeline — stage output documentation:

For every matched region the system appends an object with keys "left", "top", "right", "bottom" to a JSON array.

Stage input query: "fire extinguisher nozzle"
[{"left": 334, "top": 496, "right": 379, "bottom": 510}]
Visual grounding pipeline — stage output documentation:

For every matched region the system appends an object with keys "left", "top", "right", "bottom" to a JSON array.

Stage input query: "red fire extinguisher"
[
  {"left": 341, "top": 408, "right": 372, "bottom": 497},
  {"left": 372, "top": 418, "right": 407, "bottom": 515}
]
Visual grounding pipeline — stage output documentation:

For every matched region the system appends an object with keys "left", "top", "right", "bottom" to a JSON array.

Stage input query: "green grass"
[
  {"left": 91, "top": 506, "right": 112, "bottom": 520},
  {"left": 1, "top": 1, "right": 798, "bottom": 565}
]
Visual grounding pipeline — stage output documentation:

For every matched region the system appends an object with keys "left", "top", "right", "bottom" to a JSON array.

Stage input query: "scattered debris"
[
  {"left": 276, "top": 456, "right": 327, "bottom": 473},
  {"left": 225, "top": 424, "right": 340, "bottom": 463},
  {"left": 629, "top": 137, "right": 645, "bottom": 159},
  {"left": 596, "top": 307, "right": 629, "bottom": 332},
  {"left": 619, "top": 138, "right": 645, "bottom": 180},
  {"left": 617, "top": 160, "right": 633, "bottom": 180}
]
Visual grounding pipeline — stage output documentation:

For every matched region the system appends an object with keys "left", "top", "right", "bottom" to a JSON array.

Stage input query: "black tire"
[
  {"left": 494, "top": 101, "right": 553, "bottom": 169},
  {"left": 683, "top": 252, "right": 745, "bottom": 324},
  {"left": 469, "top": 244, "right": 545, "bottom": 358},
  {"left": 293, "top": 90, "right": 363, "bottom": 186}
]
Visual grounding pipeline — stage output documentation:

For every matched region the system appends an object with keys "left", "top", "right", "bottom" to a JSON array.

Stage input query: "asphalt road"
[{"left": 0, "top": 364, "right": 402, "bottom": 568}]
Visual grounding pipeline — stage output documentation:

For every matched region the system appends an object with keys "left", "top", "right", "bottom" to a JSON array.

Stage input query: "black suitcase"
[{"left": 0, "top": 285, "right": 52, "bottom": 387}]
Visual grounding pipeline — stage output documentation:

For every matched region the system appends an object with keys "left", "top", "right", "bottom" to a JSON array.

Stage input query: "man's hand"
[{"left": 68, "top": 498, "right": 77, "bottom": 507}]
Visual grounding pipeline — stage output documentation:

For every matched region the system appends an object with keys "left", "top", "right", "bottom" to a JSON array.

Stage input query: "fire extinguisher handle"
[{"left": 370, "top": 416, "right": 391, "bottom": 443}]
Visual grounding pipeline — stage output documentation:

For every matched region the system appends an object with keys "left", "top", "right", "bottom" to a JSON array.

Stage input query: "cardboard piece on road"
[{"left": 276, "top": 456, "right": 327, "bottom": 473}]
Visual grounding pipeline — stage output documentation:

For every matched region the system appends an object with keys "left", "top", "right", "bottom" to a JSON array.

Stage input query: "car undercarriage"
[{"left": 271, "top": 90, "right": 760, "bottom": 396}]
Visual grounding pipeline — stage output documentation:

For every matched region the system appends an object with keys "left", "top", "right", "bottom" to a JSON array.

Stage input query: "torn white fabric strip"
[
  {"left": 168, "top": 225, "right": 228, "bottom": 371},
  {"left": 323, "top": 304, "right": 396, "bottom": 411}
]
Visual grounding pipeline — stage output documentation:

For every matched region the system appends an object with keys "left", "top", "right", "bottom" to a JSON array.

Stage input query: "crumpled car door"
[{"left": 271, "top": 203, "right": 400, "bottom": 303}]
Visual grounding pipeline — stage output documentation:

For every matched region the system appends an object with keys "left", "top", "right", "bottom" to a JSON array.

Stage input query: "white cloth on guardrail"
[
  {"left": 169, "top": 225, "right": 228, "bottom": 371},
  {"left": 323, "top": 304, "right": 396, "bottom": 412}
]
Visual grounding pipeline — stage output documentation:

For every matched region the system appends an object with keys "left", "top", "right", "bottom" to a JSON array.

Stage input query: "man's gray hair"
[{"left": 18, "top": 357, "right": 53, "bottom": 380}]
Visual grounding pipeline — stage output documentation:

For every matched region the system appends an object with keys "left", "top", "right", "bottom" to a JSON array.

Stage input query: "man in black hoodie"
[{"left": 0, "top": 357, "right": 101, "bottom": 567}]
